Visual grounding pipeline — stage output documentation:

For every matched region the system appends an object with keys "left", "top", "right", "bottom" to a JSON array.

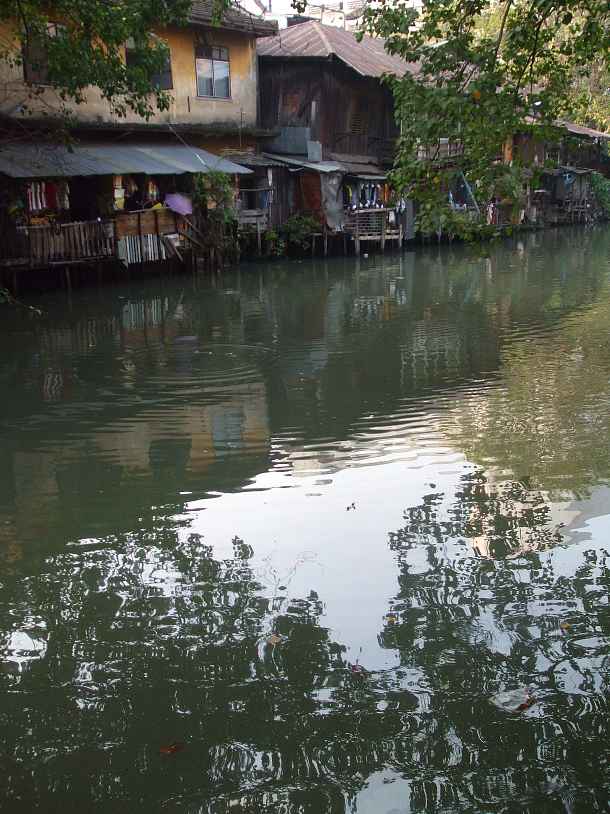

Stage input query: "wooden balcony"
[
  {"left": 332, "top": 133, "right": 397, "bottom": 164},
  {"left": 417, "top": 140, "right": 464, "bottom": 164},
  {"left": 344, "top": 207, "right": 403, "bottom": 254}
]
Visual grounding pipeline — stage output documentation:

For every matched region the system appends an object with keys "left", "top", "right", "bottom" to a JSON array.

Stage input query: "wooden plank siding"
[{"left": 259, "top": 59, "right": 399, "bottom": 165}]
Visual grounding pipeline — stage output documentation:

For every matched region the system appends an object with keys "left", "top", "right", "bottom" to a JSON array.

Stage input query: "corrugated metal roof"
[
  {"left": 0, "top": 142, "right": 252, "bottom": 178},
  {"left": 189, "top": 1, "right": 277, "bottom": 36},
  {"left": 257, "top": 20, "right": 414, "bottom": 79}
]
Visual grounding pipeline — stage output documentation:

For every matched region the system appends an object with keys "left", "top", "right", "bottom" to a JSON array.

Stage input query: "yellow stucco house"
[{"left": 0, "top": 1, "right": 276, "bottom": 153}]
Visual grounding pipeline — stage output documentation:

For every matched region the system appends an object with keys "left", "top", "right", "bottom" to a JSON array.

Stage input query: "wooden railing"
[
  {"left": 27, "top": 220, "right": 115, "bottom": 264},
  {"left": 0, "top": 219, "right": 116, "bottom": 267},
  {"left": 0, "top": 210, "right": 187, "bottom": 269},
  {"left": 344, "top": 207, "right": 403, "bottom": 254}
]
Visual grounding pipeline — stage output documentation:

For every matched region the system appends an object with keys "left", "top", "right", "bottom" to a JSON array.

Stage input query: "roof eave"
[{"left": 188, "top": 18, "right": 277, "bottom": 37}]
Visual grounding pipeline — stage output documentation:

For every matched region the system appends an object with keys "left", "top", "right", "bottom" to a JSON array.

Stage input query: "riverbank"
[{"left": 3, "top": 218, "right": 609, "bottom": 303}]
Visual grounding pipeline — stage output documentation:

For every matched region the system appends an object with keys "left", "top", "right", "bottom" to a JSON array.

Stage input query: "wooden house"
[
  {"left": 502, "top": 120, "right": 610, "bottom": 226},
  {"left": 257, "top": 21, "right": 411, "bottom": 168},
  {"left": 256, "top": 21, "right": 415, "bottom": 250}
]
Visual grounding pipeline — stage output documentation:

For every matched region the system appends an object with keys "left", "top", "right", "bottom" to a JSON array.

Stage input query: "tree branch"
[{"left": 493, "top": 0, "right": 514, "bottom": 64}]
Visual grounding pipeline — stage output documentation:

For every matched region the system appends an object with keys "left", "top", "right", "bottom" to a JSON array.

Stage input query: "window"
[
  {"left": 195, "top": 46, "right": 230, "bottom": 99},
  {"left": 23, "top": 22, "right": 63, "bottom": 85},
  {"left": 125, "top": 46, "right": 173, "bottom": 91}
]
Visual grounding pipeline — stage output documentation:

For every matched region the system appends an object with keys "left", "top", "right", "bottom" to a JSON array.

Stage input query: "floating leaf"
[
  {"left": 159, "top": 742, "right": 185, "bottom": 755},
  {"left": 386, "top": 614, "right": 399, "bottom": 625},
  {"left": 267, "top": 634, "right": 284, "bottom": 646},
  {"left": 350, "top": 663, "right": 368, "bottom": 675},
  {"left": 560, "top": 622, "right": 571, "bottom": 633}
]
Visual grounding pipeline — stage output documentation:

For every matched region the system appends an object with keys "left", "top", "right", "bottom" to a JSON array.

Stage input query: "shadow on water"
[{"left": 0, "top": 227, "right": 610, "bottom": 810}]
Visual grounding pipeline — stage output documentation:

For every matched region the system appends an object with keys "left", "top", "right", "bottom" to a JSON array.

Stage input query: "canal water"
[{"left": 1, "top": 227, "right": 609, "bottom": 812}]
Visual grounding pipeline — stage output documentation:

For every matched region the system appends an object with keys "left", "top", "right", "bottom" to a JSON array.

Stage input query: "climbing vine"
[
  {"left": 591, "top": 172, "right": 610, "bottom": 218},
  {"left": 192, "top": 171, "right": 239, "bottom": 266}
]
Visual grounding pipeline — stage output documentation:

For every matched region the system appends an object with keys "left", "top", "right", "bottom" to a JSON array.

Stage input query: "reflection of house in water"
[
  {"left": 1, "top": 378, "right": 270, "bottom": 549},
  {"left": 1, "top": 390, "right": 270, "bottom": 551},
  {"left": 0, "top": 296, "right": 271, "bottom": 552}
]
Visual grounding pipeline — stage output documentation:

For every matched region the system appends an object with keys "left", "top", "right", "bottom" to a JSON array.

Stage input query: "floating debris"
[
  {"left": 350, "top": 663, "right": 368, "bottom": 676},
  {"left": 559, "top": 622, "right": 571, "bottom": 634},
  {"left": 490, "top": 688, "right": 536, "bottom": 713},
  {"left": 346, "top": 502, "right": 356, "bottom": 512},
  {"left": 266, "top": 634, "right": 284, "bottom": 647},
  {"left": 385, "top": 614, "right": 399, "bottom": 626}
]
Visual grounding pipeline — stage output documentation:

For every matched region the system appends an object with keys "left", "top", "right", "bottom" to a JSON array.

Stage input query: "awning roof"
[
  {"left": 263, "top": 152, "right": 387, "bottom": 179},
  {"left": 263, "top": 153, "right": 344, "bottom": 174},
  {"left": 556, "top": 120, "right": 610, "bottom": 140},
  {"left": 221, "top": 151, "right": 285, "bottom": 168},
  {"left": 0, "top": 142, "right": 252, "bottom": 178},
  {"left": 543, "top": 165, "right": 593, "bottom": 176}
]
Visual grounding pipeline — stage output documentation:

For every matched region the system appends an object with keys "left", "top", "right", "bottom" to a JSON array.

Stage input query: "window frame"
[
  {"left": 22, "top": 22, "right": 64, "bottom": 86},
  {"left": 194, "top": 45, "right": 231, "bottom": 100},
  {"left": 125, "top": 44, "right": 173, "bottom": 92}
]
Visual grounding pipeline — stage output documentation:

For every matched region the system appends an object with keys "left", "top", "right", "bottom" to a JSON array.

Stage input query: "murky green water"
[{"left": 1, "top": 228, "right": 610, "bottom": 812}]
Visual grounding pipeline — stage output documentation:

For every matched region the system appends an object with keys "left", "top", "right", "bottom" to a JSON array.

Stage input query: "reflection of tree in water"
[
  {"left": 0, "top": 515, "right": 414, "bottom": 813},
  {"left": 379, "top": 470, "right": 610, "bottom": 812},
  {"left": 1, "top": 476, "right": 610, "bottom": 812},
  {"left": 391, "top": 469, "right": 562, "bottom": 560}
]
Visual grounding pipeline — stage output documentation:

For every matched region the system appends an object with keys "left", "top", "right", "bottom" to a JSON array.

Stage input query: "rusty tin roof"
[{"left": 257, "top": 20, "right": 414, "bottom": 79}]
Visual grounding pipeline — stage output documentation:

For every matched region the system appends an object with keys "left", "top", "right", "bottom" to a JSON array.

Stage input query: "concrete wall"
[{"left": 0, "top": 23, "right": 259, "bottom": 130}]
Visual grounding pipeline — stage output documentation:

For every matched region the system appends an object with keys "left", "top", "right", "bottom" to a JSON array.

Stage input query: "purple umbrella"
[{"left": 165, "top": 193, "right": 193, "bottom": 216}]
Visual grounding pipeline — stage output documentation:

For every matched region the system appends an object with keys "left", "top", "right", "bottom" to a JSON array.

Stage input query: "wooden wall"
[{"left": 259, "top": 58, "right": 398, "bottom": 159}]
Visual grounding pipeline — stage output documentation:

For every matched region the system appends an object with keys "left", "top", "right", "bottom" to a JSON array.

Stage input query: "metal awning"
[
  {"left": 0, "top": 142, "right": 252, "bottom": 178},
  {"left": 262, "top": 153, "right": 344, "bottom": 174},
  {"left": 262, "top": 152, "right": 387, "bottom": 180},
  {"left": 341, "top": 161, "right": 387, "bottom": 180}
]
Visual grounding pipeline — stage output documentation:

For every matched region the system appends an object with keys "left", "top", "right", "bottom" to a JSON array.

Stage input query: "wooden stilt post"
[
  {"left": 381, "top": 212, "right": 386, "bottom": 253},
  {"left": 137, "top": 211, "right": 144, "bottom": 272},
  {"left": 64, "top": 266, "right": 72, "bottom": 292},
  {"left": 323, "top": 224, "right": 328, "bottom": 257},
  {"left": 355, "top": 211, "right": 360, "bottom": 257},
  {"left": 256, "top": 219, "right": 262, "bottom": 256},
  {"left": 154, "top": 209, "right": 162, "bottom": 267}
]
